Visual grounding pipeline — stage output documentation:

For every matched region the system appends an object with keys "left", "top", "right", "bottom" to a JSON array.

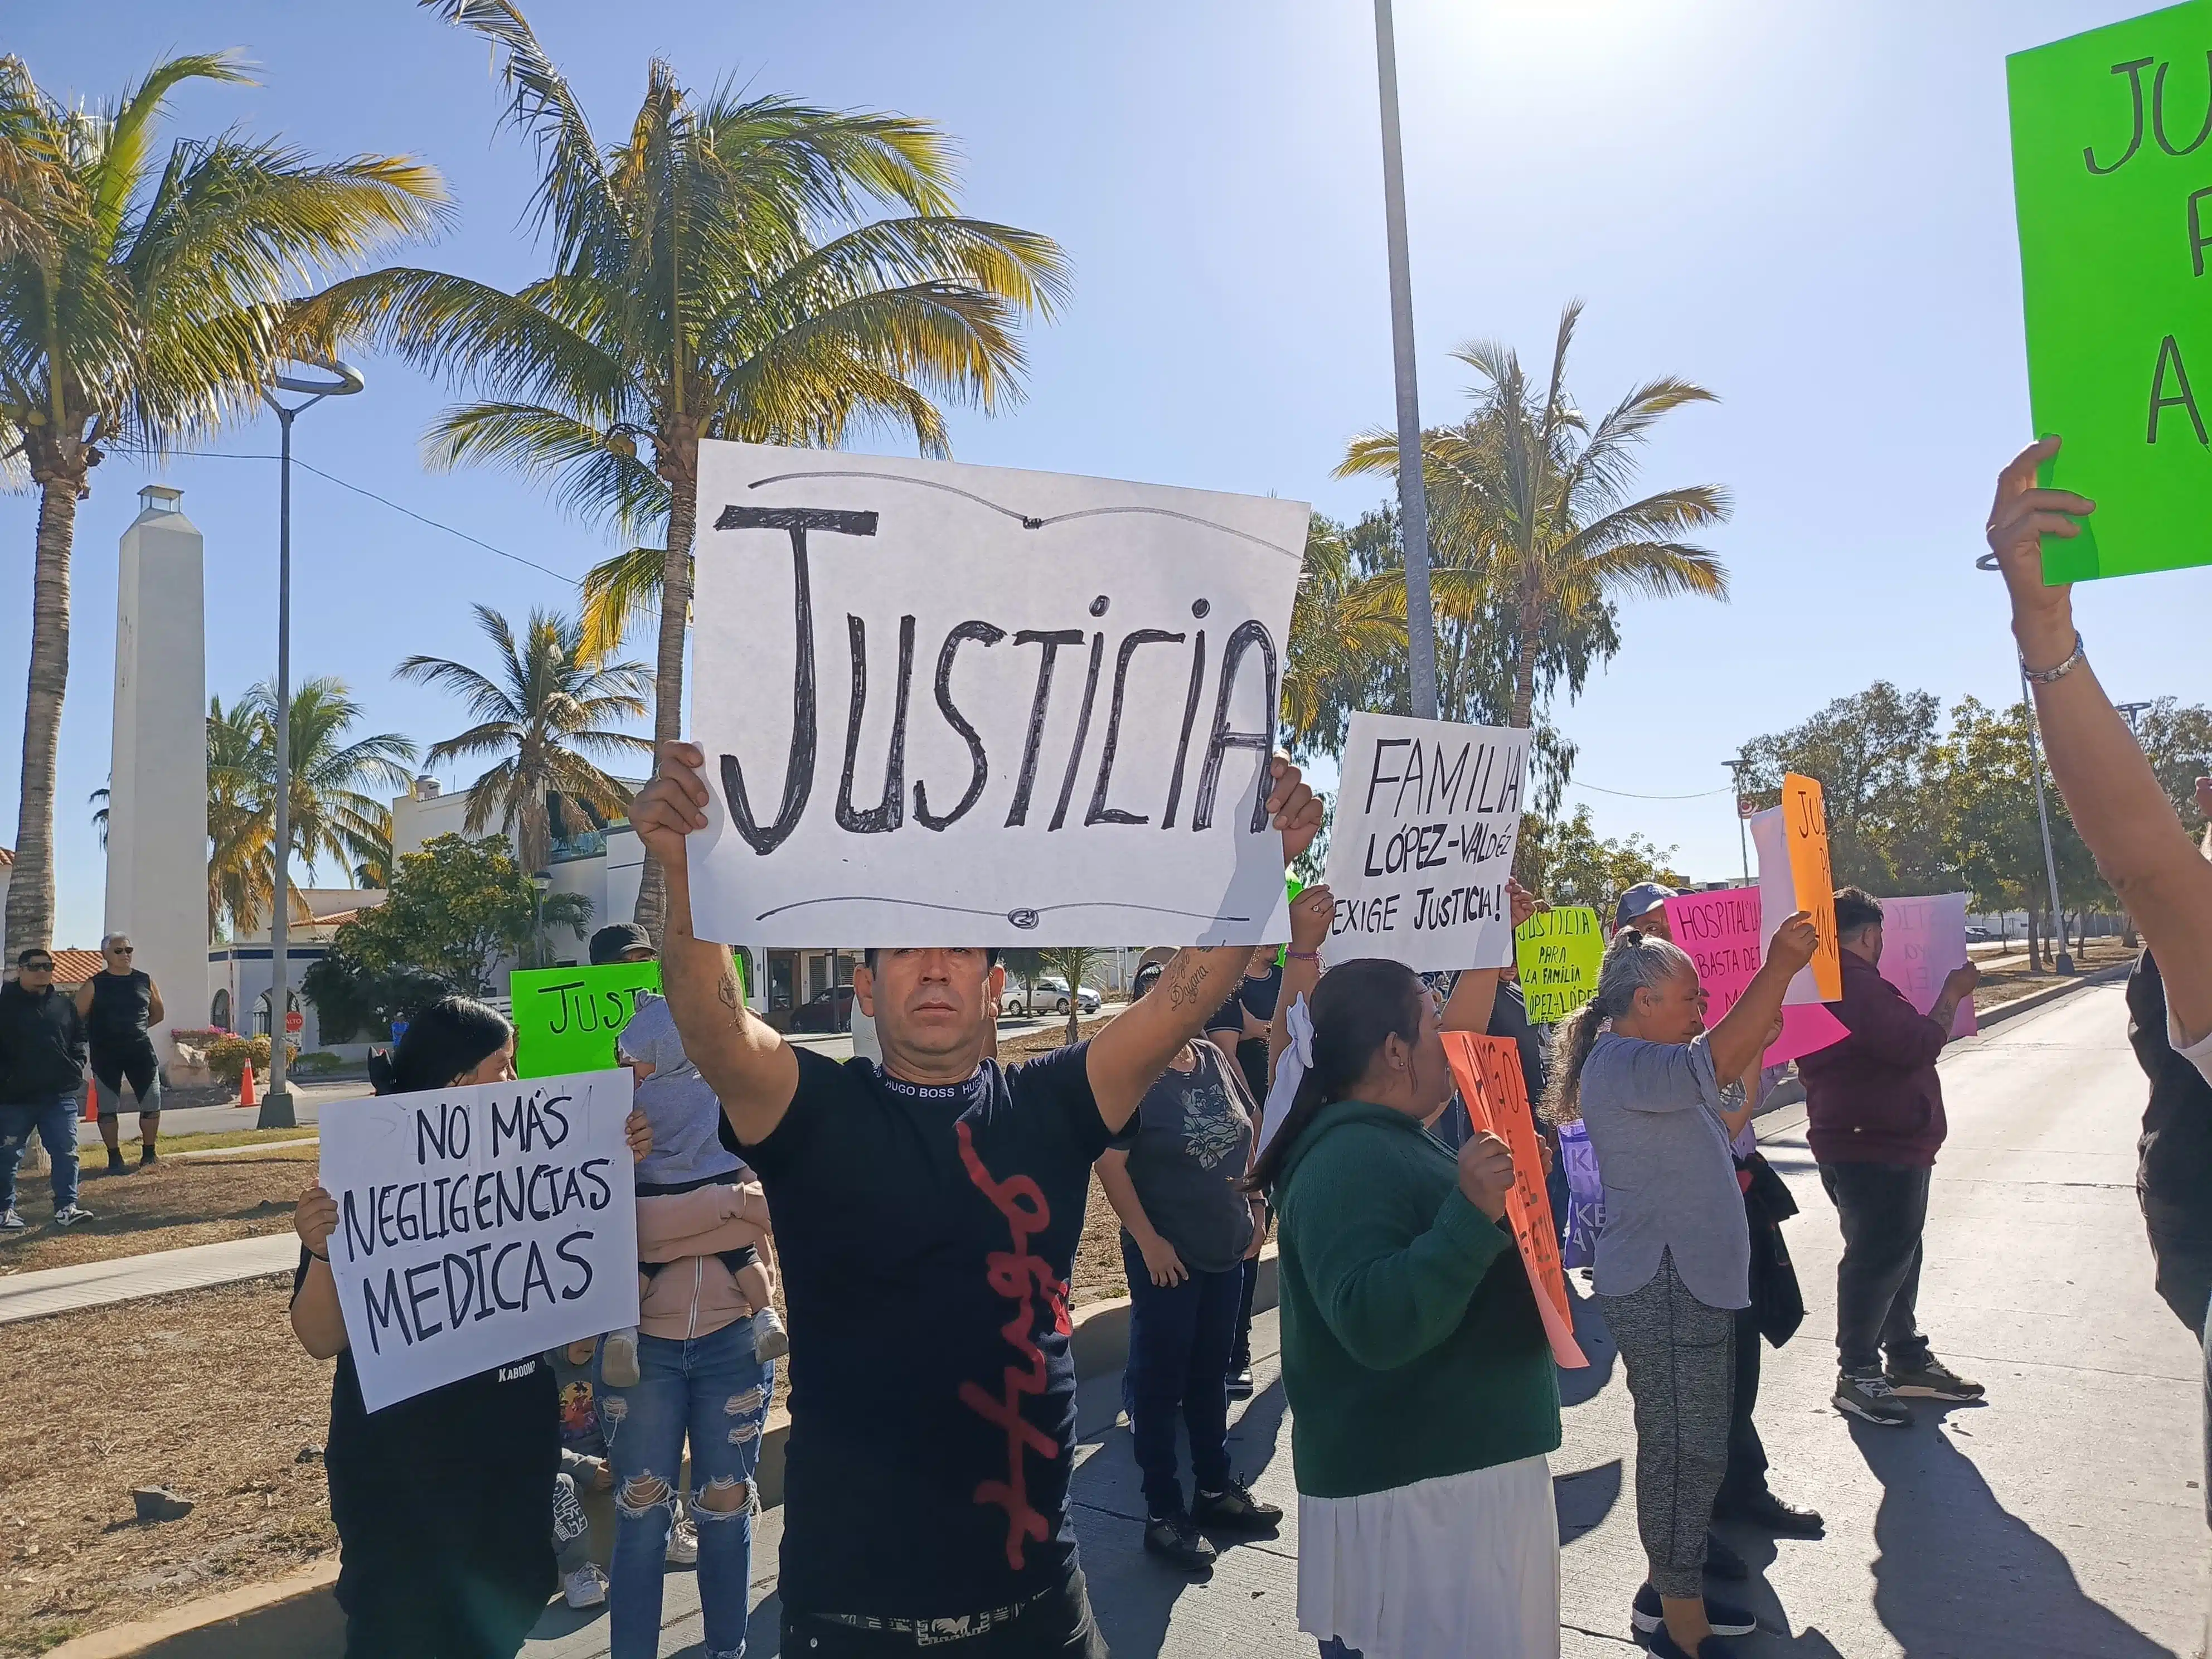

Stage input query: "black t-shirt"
[
  {"left": 2132, "top": 950, "right": 2212, "bottom": 1235},
  {"left": 1207, "top": 962, "right": 1282, "bottom": 1103},
  {"left": 292, "top": 1246, "right": 557, "bottom": 1481},
  {"left": 1109, "top": 1042, "right": 1255, "bottom": 1274},
  {"left": 88, "top": 969, "right": 153, "bottom": 1051},
  {"left": 724, "top": 1045, "right": 1112, "bottom": 1620}
]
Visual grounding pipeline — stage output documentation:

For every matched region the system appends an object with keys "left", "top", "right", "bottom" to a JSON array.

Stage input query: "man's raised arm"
[
  {"left": 630, "top": 742, "right": 800, "bottom": 1147},
  {"left": 1086, "top": 758, "right": 1323, "bottom": 1134}
]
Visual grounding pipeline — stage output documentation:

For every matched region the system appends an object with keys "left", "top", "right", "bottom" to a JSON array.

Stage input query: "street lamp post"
[
  {"left": 1977, "top": 551, "right": 2072, "bottom": 977},
  {"left": 1724, "top": 754, "right": 1754, "bottom": 885},
  {"left": 258, "top": 358, "right": 363, "bottom": 1131},
  {"left": 1372, "top": 0, "right": 1439, "bottom": 721}
]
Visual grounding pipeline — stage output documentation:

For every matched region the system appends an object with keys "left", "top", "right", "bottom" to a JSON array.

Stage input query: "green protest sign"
[
  {"left": 2009, "top": 2, "right": 2212, "bottom": 583},
  {"left": 510, "top": 961, "right": 662, "bottom": 1079},
  {"left": 1514, "top": 906, "right": 1603, "bottom": 1025}
]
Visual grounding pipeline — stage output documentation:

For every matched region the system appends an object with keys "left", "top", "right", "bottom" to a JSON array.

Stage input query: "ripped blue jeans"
[{"left": 598, "top": 1319, "right": 773, "bottom": 1659}]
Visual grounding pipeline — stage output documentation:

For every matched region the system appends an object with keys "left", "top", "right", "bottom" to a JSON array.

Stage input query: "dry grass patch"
[
  {"left": 0, "top": 1278, "right": 335, "bottom": 1658},
  {"left": 0, "top": 1149, "right": 316, "bottom": 1275}
]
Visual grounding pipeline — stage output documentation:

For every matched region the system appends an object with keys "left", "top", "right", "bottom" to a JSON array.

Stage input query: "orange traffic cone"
[
  {"left": 239, "top": 1061, "right": 258, "bottom": 1109},
  {"left": 83, "top": 1082, "right": 97, "bottom": 1122}
]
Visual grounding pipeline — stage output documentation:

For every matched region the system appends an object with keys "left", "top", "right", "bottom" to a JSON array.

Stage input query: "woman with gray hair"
[{"left": 1544, "top": 913, "right": 1818, "bottom": 1658}]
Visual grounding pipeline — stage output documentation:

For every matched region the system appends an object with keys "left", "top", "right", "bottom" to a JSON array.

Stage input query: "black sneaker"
[
  {"left": 1193, "top": 1478, "right": 1283, "bottom": 1535},
  {"left": 1640, "top": 1625, "right": 1736, "bottom": 1659},
  {"left": 103, "top": 1150, "right": 127, "bottom": 1177},
  {"left": 1632, "top": 1584, "right": 1755, "bottom": 1639},
  {"left": 1226, "top": 1366, "right": 1255, "bottom": 1399},
  {"left": 140, "top": 1145, "right": 157, "bottom": 1168},
  {"left": 1834, "top": 1370, "right": 1912, "bottom": 1427},
  {"left": 1885, "top": 1359, "right": 1984, "bottom": 1401},
  {"left": 1142, "top": 1512, "right": 1217, "bottom": 1571}
]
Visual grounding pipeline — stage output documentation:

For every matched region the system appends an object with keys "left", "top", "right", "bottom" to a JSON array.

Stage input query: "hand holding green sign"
[
  {"left": 510, "top": 961, "right": 662, "bottom": 1080},
  {"left": 1514, "top": 905, "right": 1603, "bottom": 1025},
  {"left": 2009, "top": 1, "right": 2212, "bottom": 583}
]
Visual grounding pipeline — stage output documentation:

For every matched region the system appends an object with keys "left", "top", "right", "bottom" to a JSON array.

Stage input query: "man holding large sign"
[
  {"left": 628, "top": 722, "right": 1319, "bottom": 1654},
  {"left": 686, "top": 442, "right": 1306, "bottom": 949},
  {"left": 1321, "top": 712, "right": 1528, "bottom": 972}
]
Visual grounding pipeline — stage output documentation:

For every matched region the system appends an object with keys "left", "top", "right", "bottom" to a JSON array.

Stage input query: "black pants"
[
  {"left": 781, "top": 1563, "right": 1110, "bottom": 1656},
  {"left": 1121, "top": 1236, "right": 1239, "bottom": 1517},
  {"left": 1229, "top": 1253, "right": 1258, "bottom": 1372},
  {"left": 2141, "top": 1195, "right": 2212, "bottom": 1337},
  {"left": 90, "top": 1039, "right": 159, "bottom": 1113},
  {"left": 1818, "top": 1161, "right": 1934, "bottom": 1377},
  {"left": 331, "top": 1464, "right": 554, "bottom": 1659},
  {"left": 1717, "top": 1301, "right": 1769, "bottom": 1508}
]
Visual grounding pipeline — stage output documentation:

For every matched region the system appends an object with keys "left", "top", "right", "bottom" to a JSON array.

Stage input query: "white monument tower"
[{"left": 104, "top": 484, "right": 208, "bottom": 1068}]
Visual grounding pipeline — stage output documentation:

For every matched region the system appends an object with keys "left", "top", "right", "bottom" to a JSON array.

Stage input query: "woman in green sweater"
[{"left": 1251, "top": 936, "right": 1563, "bottom": 1659}]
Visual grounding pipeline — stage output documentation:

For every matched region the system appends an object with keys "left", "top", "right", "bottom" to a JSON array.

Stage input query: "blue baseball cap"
[{"left": 1614, "top": 883, "right": 1678, "bottom": 932}]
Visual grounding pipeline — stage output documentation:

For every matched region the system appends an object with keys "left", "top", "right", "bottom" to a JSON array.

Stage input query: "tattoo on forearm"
[
  {"left": 716, "top": 971, "right": 743, "bottom": 1028},
  {"left": 1161, "top": 953, "right": 1215, "bottom": 1013}
]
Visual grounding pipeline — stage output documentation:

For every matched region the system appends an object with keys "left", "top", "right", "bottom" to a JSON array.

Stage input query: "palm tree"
[
  {"left": 200, "top": 682, "right": 413, "bottom": 940},
  {"left": 1040, "top": 945, "right": 1104, "bottom": 1047},
  {"left": 206, "top": 693, "right": 272, "bottom": 940},
  {"left": 1340, "top": 300, "right": 1730, "bottom": 730},
  {"left": 397, "top": 605, "right": 652, "bottom": 877},
  {"left": 303, "top": 0, "right": 1070, "bottom": 938},
  {"left": 1281, "top": 515, "right": 1405, "bottom": 760},
  {"left": 0, "top": 51, "right": 444, "bottom": 962}
]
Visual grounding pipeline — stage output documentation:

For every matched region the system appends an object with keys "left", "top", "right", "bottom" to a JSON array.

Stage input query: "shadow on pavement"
[
  {"left": 1226, "top": 1377, "right": 1289, "bottom": 1487},
  {"left": 1559, "top": 1272, "right": 1618, "bottom": 1408},
  {"left": 1853, "top": 1408, "right": 2177, "bottom": 1658},
  {"left": 1554, "top": 1457, "right": 1622, "bottom": 1546}
]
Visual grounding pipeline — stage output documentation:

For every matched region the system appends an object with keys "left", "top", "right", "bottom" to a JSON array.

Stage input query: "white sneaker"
[
  {"left": 664, "top": 1514, "right": 698, "bottom": 1566},
  {"left": 52, "top": 1204, "right": 94, "bottom": 1227},
  {"left": 561, "top": 1561, "right": 609, "bottom": 1608},
  {"left": 601, "top": 1328, "right": 641, "bottom": 1388},
  {"left": 0, "top": 1209, "right": 24, "bottom": 1232},
  {"left": 751, "top": 1305, "right": 789, "bottom": 1361}
]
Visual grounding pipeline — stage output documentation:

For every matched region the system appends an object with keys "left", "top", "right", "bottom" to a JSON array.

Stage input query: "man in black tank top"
[{"left": 75, "top": 934, "right": 164, "bottom": 1173}]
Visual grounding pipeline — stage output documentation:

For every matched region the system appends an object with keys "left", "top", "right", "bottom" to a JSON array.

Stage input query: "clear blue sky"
[{"left": 7, "top": 0, "right": 2206, "bottom": 947}]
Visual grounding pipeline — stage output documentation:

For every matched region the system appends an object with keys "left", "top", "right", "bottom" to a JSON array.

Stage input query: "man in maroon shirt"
[{"left": 1797, "top": 888, "right": 1982, "bottom": 1428}]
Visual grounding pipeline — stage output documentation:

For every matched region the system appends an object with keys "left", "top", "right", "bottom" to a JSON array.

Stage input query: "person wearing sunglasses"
[
  {"left": 0, "top": 948, "right": 94, "bottom": 1229},
  {"left": 74, "top": 933, "right": 165, "bottom": 1173}
]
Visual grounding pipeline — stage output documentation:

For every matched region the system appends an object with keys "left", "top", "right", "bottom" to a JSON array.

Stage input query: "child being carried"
[{"left": 601, "top": 993, "right": 787, "bottom": 1386}]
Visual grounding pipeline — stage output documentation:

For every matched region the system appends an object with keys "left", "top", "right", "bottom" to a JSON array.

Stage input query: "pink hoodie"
[{"left": 634, "top": 1182, "right": 773, "bottom": 1342}]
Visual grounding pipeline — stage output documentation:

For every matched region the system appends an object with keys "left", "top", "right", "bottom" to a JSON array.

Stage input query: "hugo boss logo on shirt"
[{"left": 873, "top": 1065, "right": 982, "bottom": 1105}]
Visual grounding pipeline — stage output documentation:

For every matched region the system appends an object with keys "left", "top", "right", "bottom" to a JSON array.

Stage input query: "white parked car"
[{"left": 999, "top": 976, "right": 1103, "bottom": 1017}]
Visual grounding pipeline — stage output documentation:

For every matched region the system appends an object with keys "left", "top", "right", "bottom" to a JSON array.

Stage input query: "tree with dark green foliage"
[
  {"left": 1737, "top": 682, "right": 1948, "bottom": 893},
  {"left": 307, "top": 835, "right": 590, "bottom": 1035},
  {"left": 1514, "top": 806, "right": 1691, "bottom": 917}
]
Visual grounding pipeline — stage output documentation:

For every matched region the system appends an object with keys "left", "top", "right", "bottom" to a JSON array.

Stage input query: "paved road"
[{"left": 506, "top": 980, "right": 2203, "bottom": 1658}]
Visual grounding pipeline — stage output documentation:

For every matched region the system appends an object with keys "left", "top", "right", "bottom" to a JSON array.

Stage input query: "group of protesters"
[{"left": 265, "top": 436, "right": 2212, "bottom": 1659}]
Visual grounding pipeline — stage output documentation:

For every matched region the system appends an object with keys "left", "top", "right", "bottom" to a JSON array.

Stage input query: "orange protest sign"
[
  {"left": 1441, "top": 1031, "right": 1587, "bottom": 1369},
  {"left": 1782, "top": 772, "right": 1843, "bottom": 1001}
]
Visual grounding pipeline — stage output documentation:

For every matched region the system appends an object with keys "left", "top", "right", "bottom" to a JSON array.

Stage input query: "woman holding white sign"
[
  {"left": 290, "top": 998, "right": 653, "bottom": 1659},
  {"left": 1541, "top": 916, "right": 1816, "bottom": 1659}
]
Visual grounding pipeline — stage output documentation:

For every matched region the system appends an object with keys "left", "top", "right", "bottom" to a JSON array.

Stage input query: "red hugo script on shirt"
[{"left": 953, "top": 1119, "right": 1073, "bottom": 1569}]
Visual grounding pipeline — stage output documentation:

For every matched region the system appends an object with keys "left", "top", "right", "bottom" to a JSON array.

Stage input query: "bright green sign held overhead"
[
  {"left": 1514, "top": 905, "right": 1603, "bottom": 1026},
  {"left": 510, "top": 961, "right": 663, "bottom": 1080},
  {"left": 2010, "top": 1, "right": 2212, "bottom": 583}
]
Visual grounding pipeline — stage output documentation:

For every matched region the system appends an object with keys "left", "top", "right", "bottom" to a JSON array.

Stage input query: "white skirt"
[{"left": 1297, "top": 1454, "right": 1560, "bottom": 1659}]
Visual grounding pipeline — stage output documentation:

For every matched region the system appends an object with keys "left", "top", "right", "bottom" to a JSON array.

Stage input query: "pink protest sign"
[
  {"left": 1876, "top": 893, "right": 1977, "bottom": 1038},
  {"left": 1662, "top": 889, "right": 1847, "bottom": 1068}
]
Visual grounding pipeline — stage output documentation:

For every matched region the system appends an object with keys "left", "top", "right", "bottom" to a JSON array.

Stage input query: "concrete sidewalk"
[{"left": 0, "top": 1231, "right": 298, "bottom": 1325}]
